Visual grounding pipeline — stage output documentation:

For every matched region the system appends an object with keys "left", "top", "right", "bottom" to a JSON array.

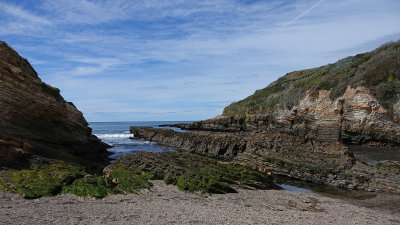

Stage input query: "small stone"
[{"left": 84, "top": 174, "right": 94, "bottom": 179}]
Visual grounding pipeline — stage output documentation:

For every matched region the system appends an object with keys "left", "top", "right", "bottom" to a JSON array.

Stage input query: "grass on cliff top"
[{"left": 223, "top": 40, "right": 400, "bottom": 116}]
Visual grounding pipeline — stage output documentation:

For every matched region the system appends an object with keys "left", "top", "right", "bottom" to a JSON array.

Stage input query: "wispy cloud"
[
  {"left": 1, "top": 0, "right": 399, "bottom": 121},
  {"left": 0, "top": 2, "right": 50, "bottom": 25},
  {"left": 0, "top": 1, "right": 53, "bottom": 36},
  {"left": 280, "top": 0, "right": 326, "bottom": 28}
]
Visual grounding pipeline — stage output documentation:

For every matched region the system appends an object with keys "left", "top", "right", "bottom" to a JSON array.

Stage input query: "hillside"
[
  {"left": 223, "top": 40, "right": 400, "bottom": 116},
  {"left": 173, "top": 40, "right": 400, "bottom": 146}
]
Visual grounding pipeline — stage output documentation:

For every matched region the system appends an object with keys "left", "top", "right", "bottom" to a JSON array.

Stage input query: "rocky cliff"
[
  {"left": 131, "top": 126, "right": 400, "bottom": 194},
  {"left": 176, "top": 40, "right": 400, "bottom": 146},
  {"left": 0, "top": 41, "right": 109, "bottom": 171}
]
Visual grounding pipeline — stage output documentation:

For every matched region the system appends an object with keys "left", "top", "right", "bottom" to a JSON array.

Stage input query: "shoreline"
[{"left": 1, "top": 180, "right": 399, "bottom": 225}]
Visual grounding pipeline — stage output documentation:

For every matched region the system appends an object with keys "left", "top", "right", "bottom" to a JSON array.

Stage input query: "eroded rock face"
[
  {"left": 0, "top": 41, "right": 109, "bottom": 171},
  {"left": 131, "top": 127, "right": 352, "bottom": 186},
  {"left": 131, "top": 126, "right": 400, "bottom": 194},
  {"left": 175, "top": 86, "right": 400, "bottom": 146}
]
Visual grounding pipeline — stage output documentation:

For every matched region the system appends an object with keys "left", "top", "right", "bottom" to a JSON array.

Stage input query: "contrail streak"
[{"left": 281, "top": 0, "right": 327, "bottom": 28}]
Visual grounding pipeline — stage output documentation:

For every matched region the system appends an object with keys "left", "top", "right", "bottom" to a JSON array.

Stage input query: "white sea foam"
[{"left": 94, "top": 133, "right": 133, "bottom": 139}]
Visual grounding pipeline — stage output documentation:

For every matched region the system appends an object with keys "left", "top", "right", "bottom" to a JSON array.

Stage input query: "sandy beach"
[{"left": 1, "top": 180, "right": 399, "bottom": 225}]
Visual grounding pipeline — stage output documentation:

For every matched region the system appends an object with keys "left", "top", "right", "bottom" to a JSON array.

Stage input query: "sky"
[{"left": 0, "top": 0, "right": 399, "bottom": 122}]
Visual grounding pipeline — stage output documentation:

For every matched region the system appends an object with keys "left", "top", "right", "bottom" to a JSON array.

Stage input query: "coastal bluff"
[
  {"left": 170, "top": 40, "right": 400, "bottom": 147},
  {"left": 132, "top": 41, "right": 400, "bottom": 194},
  {"left": 0, "top": 41, "right": 109, "bottom": 171}
]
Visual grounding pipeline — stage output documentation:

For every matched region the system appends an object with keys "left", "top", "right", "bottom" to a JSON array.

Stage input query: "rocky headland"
[
  {"left": 133, "top": 40, "right": 400, "bottom": 194},
  {"left": 166, "top": 41, "right": 400, "bottom": 146}
]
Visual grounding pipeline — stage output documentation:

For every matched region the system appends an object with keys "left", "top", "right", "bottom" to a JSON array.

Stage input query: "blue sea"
[{"left": 89, "top": 121, "right": 190, "bottom": 160}]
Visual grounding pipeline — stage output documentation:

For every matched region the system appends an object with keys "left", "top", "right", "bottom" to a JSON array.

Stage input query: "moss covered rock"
[
  {"left": 104, "top": 151, "right": 276, "bottom": 194},
  {"left": 0, "top": 161, "right": 86, "bottom": 199}
]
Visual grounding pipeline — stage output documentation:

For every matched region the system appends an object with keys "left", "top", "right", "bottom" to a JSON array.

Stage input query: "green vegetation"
[
  {"left": 0, "top": 161, "right": 85, "bottom": 199},
  {"left": 62, "top": 177, "right": 112, "bottom": 198},
  {"left": 106, "top": 151, "right": 275, "bottom": 194},
  {"left": 0, "top": 161, "right": 153, "bottom": 199},
  {"left": 0, "top": 152, "right": 274, "bottom": 198},
  {"left": 223, "top": 40, "right": 400, "bottom": 115},
  {"left": 243, "top": 115, "right": 249, "bottom": 125},
  {"left": 40, "top": 82, "right": 62, "bottom": 99},
  {"left": 61, "top": 169, "right": 152, "bottom": 198}
]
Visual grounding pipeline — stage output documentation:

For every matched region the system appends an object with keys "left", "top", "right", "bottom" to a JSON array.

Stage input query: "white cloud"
[
  {"left": 280, "top": 0, "right": 326, "bottom": 28},
  {"left": 0, "top": 2, "right": 51, "bottom": 35},
  {"left": 1, "top": 0, "right": 400, "bottom": 121},
  {"left": 0, "top": 2, "right": 50, "bottom": 25}
]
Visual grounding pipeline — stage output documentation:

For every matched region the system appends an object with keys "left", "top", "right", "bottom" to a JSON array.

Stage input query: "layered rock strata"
[
  {"left": 0, "top": 41, "right": 109, "bottom": 171},
  {"left": 131, "top": 126, "right": 400, "bottom": 194},
  {"left": 168, "top": 87, "right": 400, "bottom": 146}
]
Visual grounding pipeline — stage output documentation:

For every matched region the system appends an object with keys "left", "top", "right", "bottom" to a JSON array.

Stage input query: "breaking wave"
[{"left": 94, "top": 133, "right": 133, "bottom": 139}]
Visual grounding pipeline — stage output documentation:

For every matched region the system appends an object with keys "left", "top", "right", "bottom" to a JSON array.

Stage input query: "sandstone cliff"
[
  {"left": 178, "top": 40, "right": 400, "bottom": 146},
  {"left": 0, "top": 41, "right": 109, "bottom": 171}
]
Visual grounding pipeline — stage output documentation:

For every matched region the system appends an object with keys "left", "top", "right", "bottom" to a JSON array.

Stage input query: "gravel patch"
[{"left": 1, "top": 181, "right": 399, "bottom": 225}]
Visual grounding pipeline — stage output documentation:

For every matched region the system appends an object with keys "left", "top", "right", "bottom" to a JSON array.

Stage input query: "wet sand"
[{"left": 1, "top": 181, "right": 399, "bottom": 225}]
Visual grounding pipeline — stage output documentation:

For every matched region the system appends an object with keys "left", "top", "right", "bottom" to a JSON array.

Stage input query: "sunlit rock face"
[{"left": 178, "top": 86, "right": 400, "bottom": 146}]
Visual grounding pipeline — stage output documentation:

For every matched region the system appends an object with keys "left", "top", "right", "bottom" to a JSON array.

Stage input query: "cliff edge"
[{"left": 0, "top": 41, "right": 110, "bottom": 172}]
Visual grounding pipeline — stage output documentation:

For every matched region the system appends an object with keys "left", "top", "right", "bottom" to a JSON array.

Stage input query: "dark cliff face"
[{"left": 0, "top": 41, "right": 110, "bottom": 171}]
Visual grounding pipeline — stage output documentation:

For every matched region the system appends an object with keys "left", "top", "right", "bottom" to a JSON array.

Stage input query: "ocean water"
[{"left": 89, "top": 121, "right": 190, "bottom": 160}]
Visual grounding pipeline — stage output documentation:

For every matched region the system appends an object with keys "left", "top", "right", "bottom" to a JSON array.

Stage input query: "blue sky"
[{"left": 1, "top": 0, "right": 399, "bottom": 122}]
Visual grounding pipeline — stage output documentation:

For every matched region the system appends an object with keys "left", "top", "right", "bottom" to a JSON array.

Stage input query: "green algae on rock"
[
  {"left": 62, "top": 168, "right": 153, "bottom": 198},
  {"left": 0, "top": 161, "right": 86, "bottom": 199},
  {"left": 104, "top": 151, "right": 277, "bottom": 194},
  {"left": 1, "top": 151, "right": 276, "bottom": 199}
]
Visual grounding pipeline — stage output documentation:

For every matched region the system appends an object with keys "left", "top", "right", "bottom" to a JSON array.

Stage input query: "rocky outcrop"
[
  {"left": 171, "top": 86, "right": 400, "bottom": 146},
  {"left": 131, "top": 126, "right": 400, "bottom": 194},
  {"left": 205, "top": 41, "right": 400, "bottom": 146},
  {"left": 104, "top": 151, "right": 276, "bottom": 194},
  {"left": 0, "top": 41, "right": 110, "bottom": 171}
]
